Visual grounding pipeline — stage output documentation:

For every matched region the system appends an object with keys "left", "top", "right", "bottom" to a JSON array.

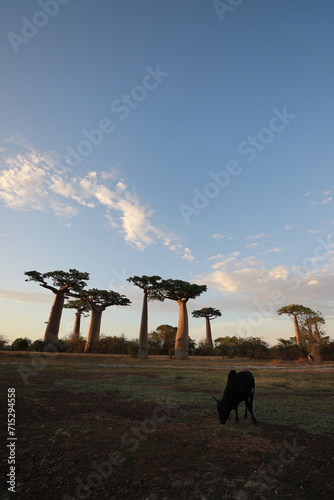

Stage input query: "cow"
[{"left": 213, "top": 370, "right": 258, "bottom": 425}]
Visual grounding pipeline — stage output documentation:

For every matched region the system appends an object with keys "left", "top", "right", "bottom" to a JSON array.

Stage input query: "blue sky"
[{"left": 1, "top": 0, "right": 333, "bottom": 346}]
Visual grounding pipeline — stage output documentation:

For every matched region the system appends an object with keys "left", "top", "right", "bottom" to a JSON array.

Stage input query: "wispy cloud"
[
  {"left": 200, "top": 249, "right": 334, "bottom": 314},
  {"left": 246, "top": 242, "right": 260, "bottom": 249},
  {"left": 212, "top": 233, "right": 234, "bottom": 240},
  {"left": 245, "top": 232, "right": 270, "bottom": 241},
  {"left": 321, "top": 196, "right": 332, "bottom": 205},
  {"left": 0, "top": 138, "right": 192, "bottom": 259},
  {"left": 0, "top": 289, "right": 51, "bottom": 305},
  {"left": 262, "top": 247, "right": 283, "bottom": 255}
]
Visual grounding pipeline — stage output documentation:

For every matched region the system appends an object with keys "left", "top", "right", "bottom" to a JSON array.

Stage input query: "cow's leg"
[
  {"left": 235, "top": 407, "right": 239, "bottom": 422},
  {"left": 244, "top": 400, "right": 248, "bottom": 419},
  {"left": 245, "top": 399, "right": 257, "bottom": 425}
]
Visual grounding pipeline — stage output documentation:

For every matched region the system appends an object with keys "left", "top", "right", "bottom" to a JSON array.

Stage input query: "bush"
[
  {"left": 11, "top": 337, "right": 31, "bottom": 351},
  {"left": 0, "top": 334, "right": 9, "bottom": 350},
  {"left": 99, "top": 335, "right": 129, "bottom": 354},
  {"left": 168, "top": 347, "right": 175, "bottom": 358},
  {"left": 268, "top": 345, "right": 307, "bottom": 360},
  {"left": 127, "top": 341, "right": 139, "bottom": 358},
  {"left": 320, "top": 341, "right": 334, "bottom": 361},
  {"left": 66, "top": 338, "right": 86, "bottom": 353},
  {"left": 30, "top": 339, "right": 44, "bottom": 352}
]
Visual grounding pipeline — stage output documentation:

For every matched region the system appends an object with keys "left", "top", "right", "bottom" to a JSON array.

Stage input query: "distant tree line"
[
  {"left": 1, "top": 269, "right": 332, "bottom": 362},
  {"left": 3, "top": 330, "right": 334, "bottom": 360}
]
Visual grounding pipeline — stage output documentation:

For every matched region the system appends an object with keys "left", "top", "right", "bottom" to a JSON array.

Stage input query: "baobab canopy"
[{"left": 24, "top": 269, "right": 90, "bottom": 345}]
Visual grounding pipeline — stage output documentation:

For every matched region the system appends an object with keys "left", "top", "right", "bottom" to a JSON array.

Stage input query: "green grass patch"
[{"left": 1, "top": 353, "right": 333, "bottom": 435}]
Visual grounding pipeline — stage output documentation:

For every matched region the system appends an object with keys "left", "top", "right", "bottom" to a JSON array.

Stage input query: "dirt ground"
[{"left": 1, "top": 364, "right": 333, "bottom": 500}]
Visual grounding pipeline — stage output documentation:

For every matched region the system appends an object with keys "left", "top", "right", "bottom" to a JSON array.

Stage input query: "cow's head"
[{"left": 213, "top": 397, "right": 232, "bottom": 424}]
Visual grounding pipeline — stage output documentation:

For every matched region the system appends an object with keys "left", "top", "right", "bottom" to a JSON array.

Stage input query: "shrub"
[
  {"left": 66, "top": 338, "right": 86, "bottom": 353},
  {"left": 127, "top": 341, "right": 139, "bottom": 358},
  {"left": 11, "top": 337, "right": 31, "bottom": 351}
]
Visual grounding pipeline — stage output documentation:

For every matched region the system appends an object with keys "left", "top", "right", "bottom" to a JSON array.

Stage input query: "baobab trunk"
[
  {"left": 293, "top": 314, "right": 302, "bottom": 347},
  {"left": 71, "top": 310, "right": 82, "bottom": 341},
  {"left": 84, "top": 308, "right": 103, "bottom": 353},
  {"left": 138, "top": 292, "right": 148, "bottom": 359},
  {"left": 44, "top": 291, "right": 65, "bottom": 345},
  {"left": 175, "top": 299, "right": 189, "bottom": 360},
  {"left": 205, "top": 317, "right": 213, "bottom": 347}
]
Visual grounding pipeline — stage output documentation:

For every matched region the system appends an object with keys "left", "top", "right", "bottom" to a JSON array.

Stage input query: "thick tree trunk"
[
  {"left": 43, "top": 291, "right": 65, "bottom": 344},
  {"left": 205, "top": 317, "right": 213, "bottom": 347},
  {"left": 138, "top": 292, "right": 148, "bottom": 359},
  {"left": 293, "top": 314, "right": 302, "bottom": 347},
  {"left": 71, "top": 310, "right": 81, "bottom": 341},
  {"left": 174, "top": 299, "right": 189, "bottom": 360},
  {"left": 84, "top": 307, "right": 103, "bottom": 353}
]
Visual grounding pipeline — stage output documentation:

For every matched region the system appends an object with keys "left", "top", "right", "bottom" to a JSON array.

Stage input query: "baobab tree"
[
  {"left": 277, "top": 304, "right": 315, "bottom": 347},
  {"left": 157, "top": 279, "right": 207, "bottom": 360},
  {"left": 78, "top": 289, "right": 131, "bottom": 353},
  {"left": 24, "top": 269, "right": 89, "bottom": 345},
  {"left": 127, "top": 275, "right": 162, "bottom": 359},
  {"left": 192, "top": 307, "right": 221, "bottom": 347},
  {"left": 299, "top": 310, "right": 327, "bottom": 361},
  {"left": 64, "top": 299, "right": 90, "bottom": 340}
]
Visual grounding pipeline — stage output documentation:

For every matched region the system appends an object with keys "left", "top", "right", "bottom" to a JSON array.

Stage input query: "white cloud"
[
  {"left": 200, "top": 250, "right": 334, "bottom": 316},
  {"left": 307, "top": 280, "right": 320, "bottom": 286},
  {"left": 284, "top": 224, "right": 293, "bottom": 230},
  {"left": 212, "top": 233, "right": 234, "bottom": 240},
  {"left": 246, "top": 242, "right": 260, "bottom": 249},
  {"left": 262, "top": 247, "right": 283, "bottom": 255},
  {"left": 246, "top": 233, "right": 264, "bottom": 241},
  {"left": 321, "top": 197, "right": 332, "bottom": 205},
  {"left": 0, "top": 139, "right": 193, "bottom": 259},
  {"left": 182, "top": 247, "right": 194, "bottom": 262}
]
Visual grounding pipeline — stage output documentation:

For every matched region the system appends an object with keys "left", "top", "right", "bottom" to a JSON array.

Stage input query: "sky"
[{"left": 0, "top": 0, "right": 333, "bottom": 347}]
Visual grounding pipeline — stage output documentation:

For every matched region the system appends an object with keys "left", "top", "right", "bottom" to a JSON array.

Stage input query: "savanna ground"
[{"left": 0, "top": 352, "right": 333, "bottom": 500}]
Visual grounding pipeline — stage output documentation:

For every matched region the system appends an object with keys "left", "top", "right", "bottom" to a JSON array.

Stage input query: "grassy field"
[{"left": 1, "top": 352, "right": 333, "bottom": 499}]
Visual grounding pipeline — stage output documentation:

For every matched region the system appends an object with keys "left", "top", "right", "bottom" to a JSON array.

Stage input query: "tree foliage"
[
  {"left": 25, "top": 269, "right": 90, "bottom": 344},
  {"left": 127, "top": 275, "right": 163, "bottom": 300},
  {"left": 148, "top": 325, "right": 177, "bottom": 354},
  {"left": 277, "top": 305, "right": 328, "bottom": 360},
  {"left": 0, "top": 334, "right": 9, "bottom": 350},
  {"left": 11, "top": 337, "right": 31, "bottom": 351},
  {"left": 25, "top": 269, "right": 89, "bottom": 293},
  {"left": 64, "top": 298, "right": 90, "bottom": 315},
  {"left": 192, "top": 307, "right": 221, "bottom": 320},
  {"left": 156, "top": 279, "right": 207, "bottom": 302},
  {"left": 79, "top": 288, "right": 131, "bottom": 309},
  {"left": 213, "top": 335, "right": 269, "bottom": 358}
]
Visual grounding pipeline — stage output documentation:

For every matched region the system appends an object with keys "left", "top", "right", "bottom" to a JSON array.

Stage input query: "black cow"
[{"left": 213, "top": 370, "right": 257, "bottom": 425}]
